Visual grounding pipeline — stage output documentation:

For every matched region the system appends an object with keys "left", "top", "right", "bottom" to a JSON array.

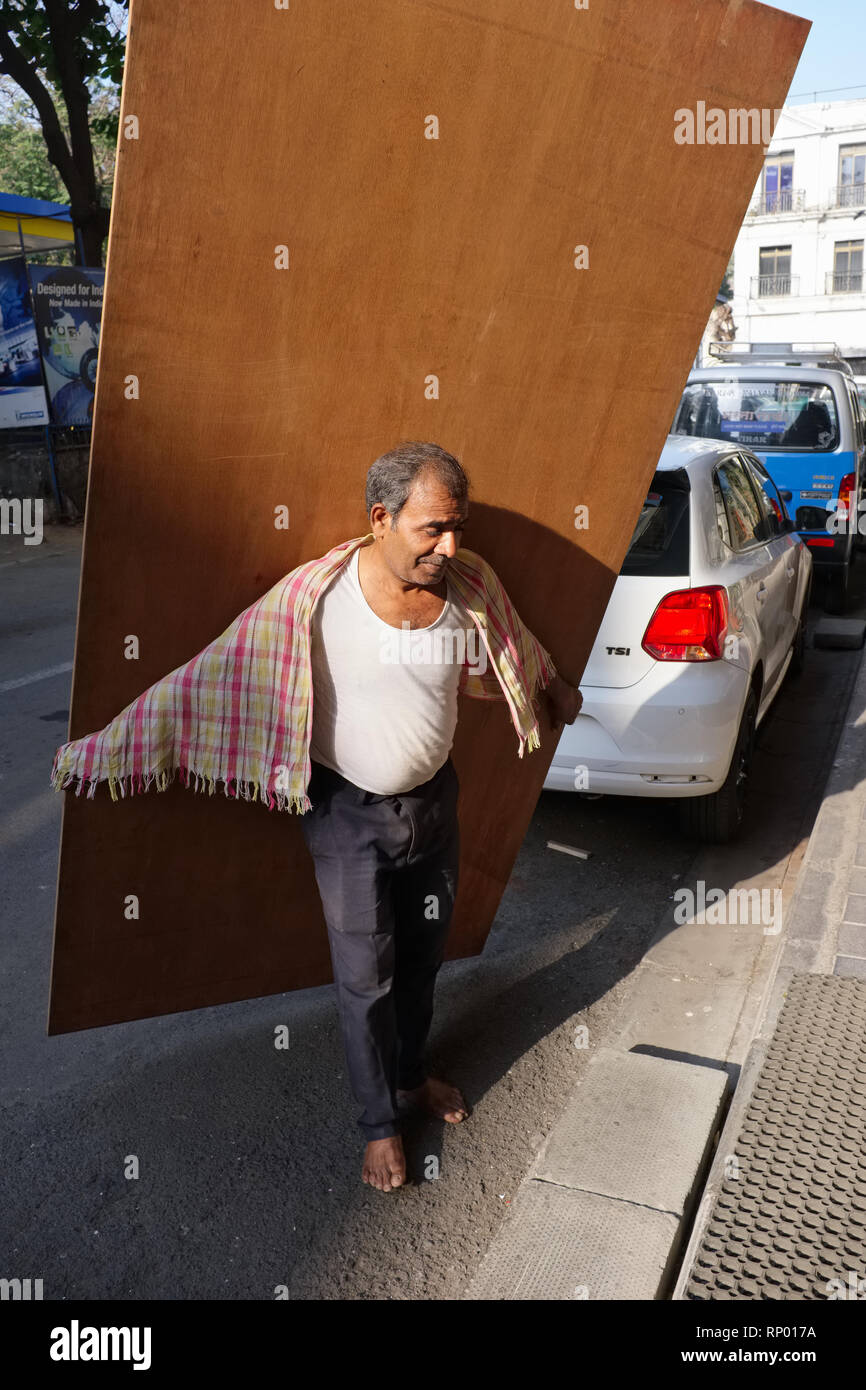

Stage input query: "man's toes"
[
  {"left": 363, "top": 1160, "right": 404, "bottom": 1191},
  {"left": 444, "top": 1091, "right": 468, "bottom": 1120}
]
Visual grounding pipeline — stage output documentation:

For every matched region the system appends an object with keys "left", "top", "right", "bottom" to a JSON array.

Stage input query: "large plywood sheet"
[{"left": 48, "top": 0, "right": 809, "bottom": 1032}]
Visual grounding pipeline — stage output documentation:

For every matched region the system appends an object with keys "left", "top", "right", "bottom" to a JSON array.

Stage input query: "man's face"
[{"left": 371, "top": 472, "right": 468, "bottom": 587}]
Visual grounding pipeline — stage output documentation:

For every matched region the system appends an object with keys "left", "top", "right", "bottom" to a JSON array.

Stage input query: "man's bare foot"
[
  {"left": 396, "top": 1077, "right": 469, "bottom": 1123},
  {"left": 362, "top": 1135, "right": 406, "bottom": 1192}
]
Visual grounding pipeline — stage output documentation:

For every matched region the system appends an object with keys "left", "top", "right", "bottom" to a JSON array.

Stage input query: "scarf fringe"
[
  {"left": 49, "top": 755, "right": 312, "bottom": 814},
  {"left": 518, "top": 725, "right": 542, "bottom": 758}
]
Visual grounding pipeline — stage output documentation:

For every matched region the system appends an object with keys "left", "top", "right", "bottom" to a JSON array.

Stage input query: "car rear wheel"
[{"left": 678, "top": 688, "right": 757, "bottom": 844}]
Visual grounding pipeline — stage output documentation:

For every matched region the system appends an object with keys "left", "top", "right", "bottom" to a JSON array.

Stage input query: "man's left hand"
[{"left": 545, "top": 673, "right": 583, "bottom": 728}]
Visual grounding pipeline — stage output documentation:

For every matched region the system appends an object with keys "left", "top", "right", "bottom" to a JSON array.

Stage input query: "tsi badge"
[{"left": 605, "top": 646, "right": 630, "bottom": 656}]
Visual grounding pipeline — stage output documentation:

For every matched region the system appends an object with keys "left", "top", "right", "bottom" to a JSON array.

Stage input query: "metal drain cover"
[{"left": 681, "top": 974, "right": 866, "bottom": 1300}]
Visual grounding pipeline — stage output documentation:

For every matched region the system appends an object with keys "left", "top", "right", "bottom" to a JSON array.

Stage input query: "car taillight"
[
  {"left": 642, "top": 586, "right": 730, "bottom": 662},
  {"left": 837, "top": 472, "right": 856, "bottom": 519}
]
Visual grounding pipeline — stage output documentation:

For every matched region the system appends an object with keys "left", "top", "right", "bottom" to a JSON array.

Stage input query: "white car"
[{"left": 543, "top": 435, "right": 812, "bottom": 842}]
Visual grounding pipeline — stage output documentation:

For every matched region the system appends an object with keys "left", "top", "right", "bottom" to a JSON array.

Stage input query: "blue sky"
[{"left": 783, "top": 0, "right": 866, "bottom": 104}]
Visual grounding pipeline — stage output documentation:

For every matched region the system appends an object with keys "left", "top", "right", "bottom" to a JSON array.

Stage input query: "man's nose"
[{"left": 436, "top": 531, "right": 459, "bottom": 558}]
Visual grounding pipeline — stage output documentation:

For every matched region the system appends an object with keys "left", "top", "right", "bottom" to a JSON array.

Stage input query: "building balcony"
[
  {"left": 825, "top": 270, "right": 864, "bottom": 293},
  {"left": 748, "top": 189, "right": 806, "bottom": 216},
  {"left": 743, "top": 185, "right": 866, "bottom": 221},
  {"left": 830, "top": 183, "right": 866, "bottom": 209},
  {"left": 750, "top": 274, "right": 799, "bottom": 298}
]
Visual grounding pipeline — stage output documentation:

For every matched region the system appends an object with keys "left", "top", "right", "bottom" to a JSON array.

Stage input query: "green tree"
[{"left": 0, "top": 1, "right": 128, "bottom": 266}]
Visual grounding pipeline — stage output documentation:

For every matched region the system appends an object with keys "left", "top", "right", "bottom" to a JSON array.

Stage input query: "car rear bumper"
[
  {"left": 798, "top": 531, "right": 851, "bottom": 568},
  {"left": 543, "top": 658, "right": 751, "bottom": 798}
]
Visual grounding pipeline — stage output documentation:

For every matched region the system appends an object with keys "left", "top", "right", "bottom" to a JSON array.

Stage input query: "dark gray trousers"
[{"left": 299, "top": 756, "right": 460, "bottom": 1141}]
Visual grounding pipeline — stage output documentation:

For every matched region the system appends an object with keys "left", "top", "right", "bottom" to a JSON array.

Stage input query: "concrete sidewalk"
[
  {"left": 758, "top": 618, "right": 866, "bottom": 1011},
  {"left": 674, "top": 618, "right": 866, "bottom": 1298},
  {"left": 462, "top": 617, "right": 866, "bottom": 1301}
]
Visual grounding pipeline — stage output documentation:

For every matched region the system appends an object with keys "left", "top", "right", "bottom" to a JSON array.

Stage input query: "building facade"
[{"left": 726, "top": 98, "right": 866, "bottom": 372}]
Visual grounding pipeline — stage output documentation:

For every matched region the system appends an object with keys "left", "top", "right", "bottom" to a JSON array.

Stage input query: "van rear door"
[{"left": 673, "top": 376, "right": 850, "bottom": 559}]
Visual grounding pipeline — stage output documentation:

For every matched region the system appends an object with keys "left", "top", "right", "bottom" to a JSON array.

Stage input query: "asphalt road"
[{"left": 1, "top": 526, "right": 863, "bottom": 1300}]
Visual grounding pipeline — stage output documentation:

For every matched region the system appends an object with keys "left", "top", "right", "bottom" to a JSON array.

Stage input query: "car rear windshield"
[
  {"left": 621, "top": 469, "right": 690, "bottom": 577},
  {"left": 672, "top": 379, "right": 840, "bottom": 451}
]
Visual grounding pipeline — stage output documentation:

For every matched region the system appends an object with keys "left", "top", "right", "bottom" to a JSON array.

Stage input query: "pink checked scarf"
[{"left": 50, "top": 534, "right": 557, "bottom": 813}]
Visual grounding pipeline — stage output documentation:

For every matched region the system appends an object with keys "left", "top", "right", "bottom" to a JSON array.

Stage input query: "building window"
[
  {"left": 756, "top": 246, "right": 792, "bottom": 296},
  {"left": 830, "top": 240, "right": 864, "bottom": 293},
  {"left": 762, "top": 154, "right": 794, "bottom": 212},
  {"left": 838, "top": 145, "right": 866, "bottom": 207}
]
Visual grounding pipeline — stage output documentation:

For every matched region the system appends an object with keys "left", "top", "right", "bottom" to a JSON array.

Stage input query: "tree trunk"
[{"left": 74, "top": 204, "right": 111, "bottom": 267}]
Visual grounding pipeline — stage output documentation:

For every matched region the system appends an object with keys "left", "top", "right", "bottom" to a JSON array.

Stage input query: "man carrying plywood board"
[
  {"left": 51, "top": 439, "right": 582, "bottom": 1190},
  {"left": 46, "top": 1, "right": 812, "bottom": 1212}
]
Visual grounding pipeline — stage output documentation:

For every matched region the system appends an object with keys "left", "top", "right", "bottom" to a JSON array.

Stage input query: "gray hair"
[{"left": 365, "top": 441, "right": 469, "bottom": 524}]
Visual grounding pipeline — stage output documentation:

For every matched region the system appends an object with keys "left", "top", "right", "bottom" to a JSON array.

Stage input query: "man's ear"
[{"left": 369, "top": 503, "right": 391, "bottom": 535}]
